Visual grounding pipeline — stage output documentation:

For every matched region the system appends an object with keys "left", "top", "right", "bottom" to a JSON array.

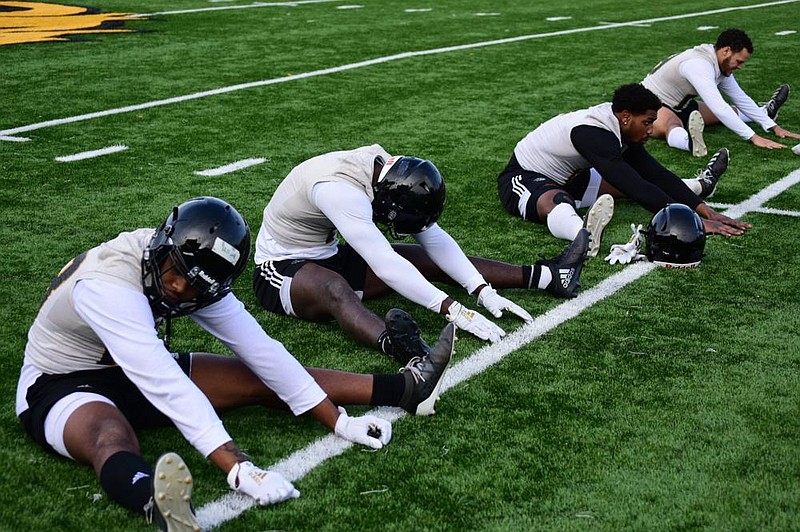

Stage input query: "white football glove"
[
  {"left": 446, "top": 301, "right": 505, "bottom": 343},
  {"left": 477, "top": 285, "right": 533, "bottom": 323},
  {"left": 334, "top": 406, "right": 392, "bottom": 449},
  {"left": 227, "top": 462, "right": 300, "bottom": 506},
  {"left": 604, "top": 224, "right": 647, "bottom": 265}
]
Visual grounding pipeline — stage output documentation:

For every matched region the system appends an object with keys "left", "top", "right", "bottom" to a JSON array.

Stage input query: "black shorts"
[
  {"left": 19, "top": 353, "right": 192, "bottom": 455},
  {"left": 665, "top": 99, "right": 700, "bottom": 129},
  {"left": 253, "top": 244, "right": 369, "bottom": 316},
  {"left": 497, "top": 153, "right": 590, "bottom": 224}
]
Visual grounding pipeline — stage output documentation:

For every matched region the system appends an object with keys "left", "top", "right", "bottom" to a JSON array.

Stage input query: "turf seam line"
[
  {"left": 2, "top": 0, "right": 796, "bottom": 138},
  {"left": 194, "top": 168, "right": 800, "bottom": 529}
]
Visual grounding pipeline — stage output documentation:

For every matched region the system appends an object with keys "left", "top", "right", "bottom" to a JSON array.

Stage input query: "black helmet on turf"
[
  {"left": 644, "top": 203, "right": 705, "bottom": 268},
  {"left": 372, "top": 155, "right": 446, "bottom": 238},
  {"left": 142, "top": 197, "right": 251, "bottom": 317}
]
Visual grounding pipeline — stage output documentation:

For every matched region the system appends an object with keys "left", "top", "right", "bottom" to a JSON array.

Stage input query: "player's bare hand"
[
  {"left": 751, "top": 134, "right": 786, "bottom": 149},
  {"left": 703, "top": 219, "right": 745, "bottom": 237},
  {"left": 771, "top": 126, "right": 800, "bottom": 140},
  {"left": 708, "top": 211, "right": 751, "bottom": 231}
]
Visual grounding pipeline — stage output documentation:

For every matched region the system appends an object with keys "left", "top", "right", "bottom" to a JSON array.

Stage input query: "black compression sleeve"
[
  {"left": 622, "top": 145, "right": 702, "bottom": 210},
  {"left": 570, "top": 125, "right": 686, "bottom": 213}
]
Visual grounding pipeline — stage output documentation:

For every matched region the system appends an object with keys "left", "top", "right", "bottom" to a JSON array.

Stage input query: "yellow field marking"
[{"left": 0, "top": 1, "right": 143, "bottom": 45}]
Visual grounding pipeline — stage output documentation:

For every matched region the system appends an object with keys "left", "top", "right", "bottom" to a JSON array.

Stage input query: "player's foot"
[
  {"left": 764, "top": 83, "right": 790, "bottom": 120},
  {"left": 537, "top": 228, "right": 589, "bottom": 299},
  {"left": 152, "top": 453, "right": 200, "bottom": 532},
  {"left": 385, "top": 308, "right": 431, "bottom": 365},
  {"left": 696, "top": 147, "right": 729, "bottom": 199},
  {"left": 399, "top": 323, "right": 455, "bottom": 416},
  {"left": 688, "top": 110, "right": 707, "bottom": 157},
  {"left": 583, "top": 194, "right": 614, "bottom": 258}
]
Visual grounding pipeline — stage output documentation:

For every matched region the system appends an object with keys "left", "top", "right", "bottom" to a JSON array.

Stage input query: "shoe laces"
[{"left": 400, "top": 356, "right": 426, "bottom": 383}]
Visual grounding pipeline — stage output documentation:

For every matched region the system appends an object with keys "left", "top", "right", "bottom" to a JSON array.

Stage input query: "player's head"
[
  {"left": 715, "top": 28, "right": 753, "bottom": 54},
  {"left": 372, "top": 155, "right": 446, "bottom": 238},
  {"left": 644, "top": 203, "right": 705, "bottom": 268},
  {"left": 612, "top": 83, "right": 661, "bottom": 145},
  {"left": 715, "top": 29, "right": 753, "bottom": 75},
  {"left": 142, "top": 196, "right": 251, "bottom": 317}
]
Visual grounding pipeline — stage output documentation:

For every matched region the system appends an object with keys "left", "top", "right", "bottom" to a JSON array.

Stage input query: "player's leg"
[
  {"left": 653, "top": 105, "right": 706, "bottom": 156},
  {"left": 255, "top": 258, "right": 385, "bottom": 351},
  {"left": 385, "top": 226, "right": 589, "bottom": 298},
  {"left": 61, "top": 400, "right": 170, "bottom": 521},
  {"left": 190, "top": 345, "right": 452, "bottom": 416},
  {"left": 255, "top": 257, "right": 430, "bottom": 363},
  {"left": 191, "top": 354, "right": 376, "bottom": 409}
]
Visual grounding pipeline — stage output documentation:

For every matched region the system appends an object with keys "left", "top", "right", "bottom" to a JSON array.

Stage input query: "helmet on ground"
[
  {"left": 372, "top": 155, "right": 446, "bottom": 238},
  {"left": 644, "top": 203, "right": 705, "bottom": 268},
  {"left": 142, "top": 196, "right": 251, "bottom": 317}
]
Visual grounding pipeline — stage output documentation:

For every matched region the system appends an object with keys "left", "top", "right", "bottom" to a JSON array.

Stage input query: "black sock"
[
  {"left": 522, "top": 264, "right": 542, "bottom": 289},
  {"left": 370, "top": 374, "right": 406, "bottom": 406},
  {"left": 377, "top": 331, "right": 393, "bottom": 357},
  {"left": 99, "top": 451, "right": 153, "bottom": 515}
]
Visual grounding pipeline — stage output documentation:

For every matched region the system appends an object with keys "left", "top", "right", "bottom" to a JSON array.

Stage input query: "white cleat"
[
  {"left": 688, "top": 110, "right": 706, "bottom": 157},
  {"left": 584, "top": 194, "right": 614, "bottom": 258},
  {"left": 153, "top": 453, "right": 201, "bottom": 532}
]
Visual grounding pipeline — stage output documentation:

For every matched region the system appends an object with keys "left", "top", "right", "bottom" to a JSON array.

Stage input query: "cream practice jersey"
[
  {"left": 514, "top": 102, "right": 623, "bottom": 184},
  {"left": 255, "top": 145, "right": 487, "bottom": 312},
  {"left": 17, "top": 229, "right": 327, "bottom": 457},
  {"left": 642, "top": 43, "right": 776, "bottom": 139}
]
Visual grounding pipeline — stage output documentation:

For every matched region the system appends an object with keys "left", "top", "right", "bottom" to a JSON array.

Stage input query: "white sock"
[
  {"left": 546, "top": 202, "right": 583, "bottom": 241},
  {"left": 538, "top": 267, "right": 552, "bottom": 289},
  {"left": 682, "top": 178, "right": 702, "bottom": 195},
  {"left": 667, "top": 127, "right": 690, "bottom": 151}
]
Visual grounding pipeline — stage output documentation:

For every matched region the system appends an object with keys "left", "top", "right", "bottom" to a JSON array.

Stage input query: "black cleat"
[
  {"left": 538, "top": 228, "right": 589, "bottom": 299},
  {"left": 696, "top": 147, "right": 729, "bottom": 199},
  {"left": 764, "top": 83, "right": 790, "bottom": 120},
  {"left": 385, "top": 308, "right": 431, "bottom": 365},
  {"left": 151, "top": 453, "right": 200, "bottom": 532},
  {"left": 399, "top": 322, "right": 455, "bottom": 416}
]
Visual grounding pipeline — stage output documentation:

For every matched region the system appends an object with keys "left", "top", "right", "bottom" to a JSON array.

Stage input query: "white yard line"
[
  {"left": 133, "top": 0, "right": 341, "bottom": 17},
  {"left": 196, "top": 169, "right": 800, "bottom": 529},
  {"left": 2, "top": 0, "right": 796, "bottom": 139},
  {"left": 707, "top": 202, "right": 800, "bottom": 217},
  {"left": 193, "top": 157, "right": 266, "bottom": 176},
  {"left": 54, "top": 145, "right": 128, "bottom": 162}
]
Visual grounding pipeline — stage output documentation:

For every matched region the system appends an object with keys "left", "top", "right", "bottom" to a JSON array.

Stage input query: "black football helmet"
[
  {"left": 372, "top": 155, "right": 446, "bottom": 238},
  {"left": 142, "top": 197, "right": 251, "bottom": 317},
  {"left": 644, "top": 203, "right": 705, "bottom": 268}
]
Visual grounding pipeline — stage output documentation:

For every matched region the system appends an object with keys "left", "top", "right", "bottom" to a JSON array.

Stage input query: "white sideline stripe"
[
  {"left": 196, "top": 168, "right": 800, "bottom": 530},
  {"left": 193, "top": 157, "right": 266, "bottom": 176},
  {"left": 134, "top": 0, "right": 340, "bottom": 17},
  {"left": 707, "top": 202, "right": 800, "bottom": 217},
  {"left": 54, "top": 145, "right": 128, "bottom": 162},
  {"left": 2, "top": 0, "right": 797, "bottom": 139},
  {"left": 0, "top": 135, "right": 30, "bottom": 142}
]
